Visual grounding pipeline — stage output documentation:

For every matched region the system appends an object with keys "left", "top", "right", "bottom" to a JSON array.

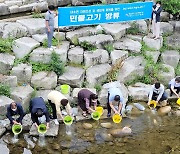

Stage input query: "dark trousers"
[
  {"left": 107, "top": 92, "right": 111, "bottom": 114},
  {"left": 151, "top": 92, "right": 168, "bottom": 101},
  {"left": 48, "top": 100, "right": 57, "bottom": 119},
  {"left": 169, "top": 84, "right": 180, "bottom": 95}
]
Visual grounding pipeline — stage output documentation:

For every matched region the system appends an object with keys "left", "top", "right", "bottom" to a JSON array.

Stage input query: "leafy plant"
[
  {"left": 0, "top": 38, "right": 13, "bottom": 53},
  {"left": 42, "top": 38, "right": 59, "bottom": 48},
  {"left": 94, "top": 84, "right": 102, "bottom": 92},
  {"left": 13, "top": 54, "right": 30, "bottom": 66},
  {"left": 79, "top": 41, "right": 97, "bottom": 51},
  {"left": 32, "top": 12, "right": 44, "bottom": 18},
  {"left": 104, "top": 43, "right": 114, "bottom": 53},
  {"left": 126, "top": 22, "right": 141, "bottom": 35},
  {"left": 31, "top": 62, "right": 51, "bottom": 73},
  {"left": 0, "top": 84, "right": 11, "bottom": 97},
  {"left": 175, "top": 65, "right": 180, "bottom": 75}
]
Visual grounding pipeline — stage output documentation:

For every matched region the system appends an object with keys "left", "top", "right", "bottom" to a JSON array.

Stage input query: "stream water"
[{"left": 0, "top": 109, "right": 179, "bottom": 154}]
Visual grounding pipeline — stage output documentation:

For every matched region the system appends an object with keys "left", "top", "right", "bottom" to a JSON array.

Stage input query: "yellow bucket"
[
  {"left": 112, "top": 114, "right": 122, "bottom": 124},
  {"left": 177, "top": 98, "right": 180, "bottom": 105},
  {"left": 38, "top": 124, "right": 47, "bottom": 134},
  {"left": 12, "top": 124, "right": 22, "bottom": 135},
  {"left": 149, "top": 100, "right": 157, "bottom": 108},
  {"left": 91, "top": 111, "right": 100, "bottom": 120},
  {"left": 64, "top": 115, "right": 73, "bottom": 125},
  {"left": 60, "top": 84, "right": 70, "bottom": 94},
  {"left": 95, "top": 106, "right": 104, "bottom": 116}
]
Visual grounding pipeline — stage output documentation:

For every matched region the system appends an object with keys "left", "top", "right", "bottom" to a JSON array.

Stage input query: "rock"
[
  {"left": 4, "top": 1, "right": 22, "bottom": 7},
  {"left": 12, "top": 37, "right": 40, "bottom": 58},
  {"left": 128, "top": 82, "right": 152, "bottom": 101},
  {"left": 110, "top": 127, "right": 132, "bottom": 137},
  {"left": 101, "top": 23, "right": 130, "bottom": 40},
  {"left": 114, "top": 38, "right": 141, "bottom": 53},
  {"left": 160, "top": 22, "right": 173, "bottom": 35},
  {"left": 0, "top": 125, "right": 6, "bottom": 137},
  {"left": 100, "top": 122, "right": 112, "bottom": 129},
  {"left": 0, "top": 22, "right": 28, "bottom": 39},
  {"left": 0, "top": 53, "right": 15, "bottom": 75},
  {"left": 110, "top": 50, "right": 128, "bottom": 65},
  {"left": 19, "top": 4, "right": 34, "bottom": 13},
  {"left": 174, "top": 21, "right": 180, "bottom": 32},
  {"left": 11, "top": 64, "right": 32, "bottom": 84},
  {"left": 32, "top": 34, "right": 47, "bottom": 43},
  {"left": 86, "top": 63, "right": 111, "bottom": 88},
  {"left": 0, "top": 143, "right": 9, "bottom": 153},
  {"left": 32, "top": 1, "right": 48, "bottom": 12},
  {"left": 173, "top": 110, "right": 180, "bottom": 116},
  {"left": 35, "top": 90, "right": 52, "bottom": 102},
  {"left": 100, "top": 132, "right": 113, "bottom": 142},
  {"left": 82, "top": 123, "right": 93, "bottom": 129},
  {"left": 29, "top": 121, "right": 59, "bottom": 137},
  {"left": 66, "top": 27, "right": 97, "bottom": 44},
  {"left": 135, "top": 20, "right": 147, "bottom": 33},
  {"left": 54, "top": 32, "right": 66, "bottom": 41},
  {"left": 0, "top": 74, "right": 17, "bottom": 87},
  {"left": 158, "top": 106, "right": 171, "bottom": 115},
  {"left": 9, "top": 5, "right": 19, "bottom": 14},
  {"left": 127, "top": 35, "right": 143, "bottom": 42},
  {"left": 161, "top": 50, "right": 179, "bottom": 68},
  {"left": 22, "top": 0, "right": 37, "bottom": 5},
  {"left": 145, "top": 50, "right": 160, "bottom": 63},
  {"left": 143, "top": 36, "right": 163, "bottom": 50},
  {"left": 10, "top": 85, "right": 34, "bottom": 110},
  {"left": 0, "top": 96, "right": 14, "bottom": 115},
  {"left": 68, "top": 46, "right": 84, "bottom": 64},
  {"left": 31, "top": 71, "right": 57, "bottom": 90},
  {"left": 72, "top": 0, "right": 98, "bottom": 5},
  {"left": 0, "top": 3, "right": 10, "bottom": 16},
  {"left": 58, "top": 66, "right": 85, "bottom": 88},
  {"left": 57, "top": 0, "right": 71, "bottom": 6},
  {"left": 78, "top": 34, "right": 114, "bottom": 48},
  {"left": 22, "top": 114, "right": 33, "bottom": 130},
  {"left": 84, "top": 49, "right": 109, "bottom": 67},
  {"left": 117, "top": 56, "right": 145, "bottom": 82},
  {"left": 17, "top": 18, "right": 46, "bottom": 35},
  {"left": 0, "top": 119, "right": 10, "bottom": 129},
  {"left": 160, "top": 12, "right": 170, "bottom": 22},
  {"left": 166, "top": 33, "right": 180, "bottom": 49}
]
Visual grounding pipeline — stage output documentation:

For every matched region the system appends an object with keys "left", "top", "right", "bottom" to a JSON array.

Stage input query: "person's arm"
[
  {"left": 56, "top": 104, "right": 64, "bottom": 120},
  {"left": 44, "top": 110, "right": 50, "bottom": 129},
  {"left": 45, "top": 13, "right": 50, "bottom": 32},
  {"left": 153, "top": 7, "right": 162, "bottom": 15},
  {"left": 85, "top": 98, "right": 95, "bottom": 113},
  {"left": 18, "top": 105, "right": 25, "bottom": 123},
  {"left": 157, "top": 86, "right": 164, "bottom": 102},
  {"left": 6, "top": 107, "right": 14, "bottom": 124},
  {"left": 148, "top": 87, "right": 153, "bottom": 105},
  {"left": 66, "top": 103, "right": 72, "bottom": 116},
  {"left": 109, "top": 102, "right": 118, "bottom": 114},
  {"left": 171, "top": 85, "right": 179, "bottom": 98},
  {"left": 118, "top": 102, "right": 123, "bottom": 114}
]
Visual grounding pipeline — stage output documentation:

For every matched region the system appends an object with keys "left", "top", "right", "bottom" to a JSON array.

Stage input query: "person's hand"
[
  {"left": 34, "top": 123, "right": 38, "bottom": 128},
  {"left": 147, "top": 101, "right": 150, "bottom": 106},
  {"left": 13, "top": 120, "right": 18, "bottom": 124},
  {"left": 115, "top": 110, "right": 119, "bottom": 115}
]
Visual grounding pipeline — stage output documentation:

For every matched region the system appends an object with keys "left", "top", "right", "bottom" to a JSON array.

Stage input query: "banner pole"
[{"left": 58, "top": 26, "right": 60, "bottom": 49}]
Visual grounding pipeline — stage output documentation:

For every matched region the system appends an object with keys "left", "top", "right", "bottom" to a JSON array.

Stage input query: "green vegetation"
[
  {"left": 79, "top": 41, "right": 97, "bottom": 51},
  {"left": 175, "top": 65, "right": 180, "bottom": 75},
  {"left": 104, "top": 43, "right": 114, "bottom": 53},
  {"left": 94, "top": 84, "right": 102, "bottom": 92},
  {"left": 126, "top": 22, "right": 141, "bottom": 35},
  {"left": 31, "top": 62, "right": 51, "bottom": 73},
  {"left": 128, "top": 0, "right": 141, "bottom": 3},
  {"left": 0, "top": 38, "right": 13, "bottom": 53},
  {"left": 0, "top": 84, "right": 11, "bottom": 97},
  {"left": 32, "top": 12, "right": 44, "bottom": 18},
  {"left": 72, "top": 37, "right": 79, "bottom": 46},
  {"left": 13, "top": 54, "right": 30, "bottom": 66},
  {"left": 42, "top": 38, "right": 59, "bottom": 48}
]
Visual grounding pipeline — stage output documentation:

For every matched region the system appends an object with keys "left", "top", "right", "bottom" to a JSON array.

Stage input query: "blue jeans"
[{"left": 46, "top": 27, "right": 54, "bottom": 48}]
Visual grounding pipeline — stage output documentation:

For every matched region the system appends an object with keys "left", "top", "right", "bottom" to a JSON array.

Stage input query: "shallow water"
[{"left": 0, "top": 109, "right": 180, "bottom": 154}]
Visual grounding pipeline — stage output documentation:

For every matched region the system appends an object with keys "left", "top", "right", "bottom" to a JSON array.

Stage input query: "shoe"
[
  {"left": 53, "top": 119, "right": 59, "bottom": 125},
  {"left": 48, "top": 47, "right": 53, "bottom": 51},
  {"left": 51, "top": 46, "right": 56, "bottom": 49},
  {"left": 107, "top": 113, "right": 111, "bottom": 118}
]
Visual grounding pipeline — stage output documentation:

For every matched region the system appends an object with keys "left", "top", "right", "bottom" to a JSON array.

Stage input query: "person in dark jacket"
[
  {"left": 29, "top": 97, "right": 50, "bottom": 129},
  {"left": 6, "top": 102, "right": 25, "bottom": 125},
  {"left": 151, "top": 1, "right": 162, "bottom": 40},
  {"left": 78, "top": 89, "right": 100, "bottom": 118}
]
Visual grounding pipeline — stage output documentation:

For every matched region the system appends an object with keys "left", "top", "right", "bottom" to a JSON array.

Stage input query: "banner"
[{"left": 58, "top": 1, "right": 153, "bottom": 27}]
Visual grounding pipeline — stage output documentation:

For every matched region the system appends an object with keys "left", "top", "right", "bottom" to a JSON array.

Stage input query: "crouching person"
[
  {"left": 169, "top": 76, "right": 180, "bottom": 98},
  {"left": 6, "top": 102, "right": 25, "bottom": 125},
  {"left": 30, "top": 97, "right": 50, "bottom": 129}
]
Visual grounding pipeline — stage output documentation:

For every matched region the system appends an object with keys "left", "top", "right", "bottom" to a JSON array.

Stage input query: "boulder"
[
  {"left": 161, "top": 50, "right": 179, "bottom": 68},
  {"left": 0, "top": 96, "right": 14, "bottom": 116},
  {"left": 31, "top": 71, "right": 57, "bottom": 90},
  {"left": 135, "top": 20, "right": 147, "bottom": 33},
  {"left": 54, "top": 32, "right": 66, "bottom": 41},
  {"left": 4, "top": 1, "right": 22, "bottom": 7},
  {"left": 58, "top": 66, "right": 85, "bottom": 88},
  {"left": 0, "top": 22, "right": 28, "bottom": 39},
  {"left": 82, "top": 123, "right": 93, "bottom": 129},
  {"left": 22, "top": 114, "right": 33, "bottom": 130},
  {"left": 160, "top": 22, "right": 173, "bottom": 35},
  {"left": 158, "top": 106, "right": 171, "bottom": 115},
  {"left": 32, "top": 1, "right": 48, "bottom": 12},
  {"left": 128, "top": 82, "right": 152, "bottom": 101},
  {"left": 127, "top": 35, "right": 143, "bottom": 42},
  {"left": 9, "top": 5, "right": 19, "bottom": 14},
  {"left": 84, "top": 49, "right": 109, "bottom": 67},
  {"left": 99, "top": 132, "right": 113, "bottom": 142},
  {"left": 11, "top": 64, "right": 32, "bottom": 84},
  {"left": 117, "top": 56, "right": 145, "bottom": 82},
  {"left": 0, "top": 53, "right": 15, "bottom": 75},
  {"left": 110, "top": 127, "right": 132, "bottom": 137},
  {"left": 32, "top": 34, "right": 47, "bottom": 43},
  {"left": 101, "top": 23, "right": 130, "bottom": 40},
  {"left": 29, "top": 121, "right": 59, "bottom": 137},
  {"left": 174, "top": 21, "right": 180, "bottom": 32},
  {"left": 166, "top": 33, "right": 180, "bottom": 49},
  {"left": 10, "top": 85, "right": 34, "bottom": 110},
  {"left": 72, "top": 0, "right": 99, "bottom": 5},
  {"left": 86, "top": 64, "right": 111, "bottom": 88},
  {"left": 17, "top": 18, "right": 46, "bottom": 35},
  {"left": 68, "top": 46, "right": 84, "bottom": 64},
  {"left": 35, "top": 90, "right": 52, "bottom": 102},
  {"left": 143, "top": 36, "right": 163, "bottom": 50},
  {"left": 18, "top": 3, "right": 34, "bottom": 13},
  {"left": 173, "top": 110, "right": 180, "bottom": 116},
  {"left": 100, "top": 122, "right": 112, "bottom": 129},
  {"left": 160, "top": 12, "right": 170, "bottom": 22},
  {"left": 0, "top": 74, "right": 17, "bottom": 87},
  {"left": 145, "top": 50, "right": 160, "bottom": 63},
  {"left": 57, "top": 0, "right": 71, "bottom": 6},
  {"left": 114, "top": 38, "right": 141, "bottom": 53},
  {"left": 0, "top": 3, "right": 10, "bottom": 16},
  {"left": 12, "top": 37, "right": 40, "bottom": 58},
  {"left": 22, "top": 0, "right": 37, "bottom": 5},
  {"left": 0, "top": 126, "right": 6, "bottom": 137},
  {"left": 110, "top": 50, "right": 128, "bottom": 65}
]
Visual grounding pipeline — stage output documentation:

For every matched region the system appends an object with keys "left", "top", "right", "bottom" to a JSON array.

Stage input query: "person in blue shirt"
[
  {"left": 29, "top": 97, "right": 50, "bottom": 129},
  {"left": 6, "top": 102, "right": 25, "bottom": 125},
  {"left": 107, "top": 87, "right": 124, "bottom": 117}
]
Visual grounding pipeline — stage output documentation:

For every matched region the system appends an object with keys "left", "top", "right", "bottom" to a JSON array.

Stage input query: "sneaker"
[
  {"left": 53, "top": 119, "right": 59, "bottom": 125},
  {"left": 107, "top": 113, "right": 111, "bottom": 118},
  {"left": 48, "top": 47, "right": 53, "bottom": 51},
  {"left": 51, "top": 46, "right": 56, "bottom": 49}
]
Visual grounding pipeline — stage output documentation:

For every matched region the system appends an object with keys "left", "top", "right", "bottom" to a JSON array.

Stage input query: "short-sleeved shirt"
[
  {"left": 108, "top": 87, "right": 124, "bottom": 103},
  {"left": 45, "top": 10, "right": 54, "bottom": 27},
  {"left": 169, "top": 78, "right": 180, "bottom": 88}
]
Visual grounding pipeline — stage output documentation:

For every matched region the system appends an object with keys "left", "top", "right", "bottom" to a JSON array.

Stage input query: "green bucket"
[
  {"left": 12, "top": 124, "right": 22, "bottom": 135},
  {"left": 60, "top": 84, "right": 70, "bottom": 94},
  {"left": 38, "top": 124, "right": 47, "bottom": 134},
  {"left": 91, "top": 111, "right": 100, "bottom": 121},
  {"left": 63, "top": 115, "right": 73, "bottom": 125}
]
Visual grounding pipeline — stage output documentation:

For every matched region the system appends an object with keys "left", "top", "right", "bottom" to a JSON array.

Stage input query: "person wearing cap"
[
  {"left": 47, "top": 90, "right": 72, "bottom": 125},
  {"left": 29, "top": 97, "right": 50, "bottom": 129},
  {"left": 169, "top": 76, "right": 180, "bottom": 98},
  {"left": 148, "top": 82, "right": 168, "bottom": 106},
  {"left": 78, "top": 89, "right": 100, "bottom": 118},
  {"left": 6, "top": 102, "right": 25, "bottom": 125},
  {"left": 107, "top": 87, "right": 124, "bottom": 117}
]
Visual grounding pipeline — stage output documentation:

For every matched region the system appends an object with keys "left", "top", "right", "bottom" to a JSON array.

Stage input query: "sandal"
[{"left": 82, "top": 113, "right": 88, "bottom": 118}]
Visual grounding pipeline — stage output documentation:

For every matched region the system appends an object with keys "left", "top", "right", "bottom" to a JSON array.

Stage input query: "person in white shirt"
[
  {"left": 148, "top": 82, "right": 168, "bottom": 106},
  {"left": 47, "top": 90, "right": 72, "bottom": 125},
  {"left": 169, "top": 77, "right": 180, "bottom": 98}
]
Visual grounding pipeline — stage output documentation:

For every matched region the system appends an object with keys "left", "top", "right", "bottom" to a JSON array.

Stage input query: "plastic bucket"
[
  {"left": 60, "top": 84, "right": 70, "bottom": 94},
  {"left": 38, "top": 124, "right": 47, "bottom": 134},
  {"left": 95, "top": 106, "right": 104, "bottom": 116},
  {"left": 91, "top": 111, "right": 100, "bottom": 121},
  {"left": 149, "top": 100, "right": 157, "bottom": 108},
  {"left": 112, "top": 114, "right": 122, "bottom": 124},
  {"left": 64, "top": 115, "right": 73, "bottom": 125},
  {"left": 12, "top": 124, "right": 22, "bottom": 135},
  {"left": 177, "top": 98, "right": 180, "bottom": 105}
]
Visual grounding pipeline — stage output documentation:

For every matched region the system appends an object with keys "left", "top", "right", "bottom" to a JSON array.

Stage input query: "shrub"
[
  {"left": 94, "top": 84, "right": 102, "bottom": 92},
  {"left": 0, "top": 38, "right": 13, "bottom": 53},
  {"left": 104, "top": 43, "right": 114, "bottom": 53},
  {"left": 0, "top": 84, "right": 11, "bottom": 97},
  {"left": 31, "top": 62, "right": 51, "bottom": 73},
  {"left": 79, "top": 41, "right": 97, "bottom": 51}
]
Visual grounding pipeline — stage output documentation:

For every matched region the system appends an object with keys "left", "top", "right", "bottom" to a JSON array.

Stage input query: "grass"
[
  {"left": 126, "top": 22, "right": 142, "bottom": 35},
  {"left": 103, "top": 43, "right": 114, "bottom": 53},
  {"left": 94, "top": 84, "right": 102, "bottom": 92},
  {"left": 32, "top": 12, "right": 44, "bottom": 18},
  {"left": 0, "top": 38, "right": 14, "bottom": 53},
  {"left": 79, "top": 41, "right": 97, "bottom": 51},
  {"left": 42, "top": 38, "right": 59, "bottom": 48},
  {"left": 0, "top": 84, "right": 11, "bottom": 97}
]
